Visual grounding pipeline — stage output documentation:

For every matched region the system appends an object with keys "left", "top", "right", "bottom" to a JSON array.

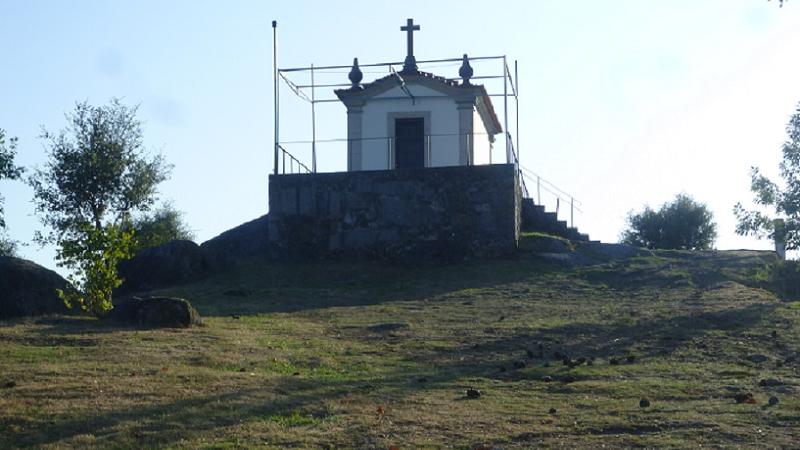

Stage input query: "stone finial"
[
  {"left": 348, "top": 57, "right": 363, "bottom": 88},
  {"left": 459, "top": 54, "right": 473, "bottom": 85}
]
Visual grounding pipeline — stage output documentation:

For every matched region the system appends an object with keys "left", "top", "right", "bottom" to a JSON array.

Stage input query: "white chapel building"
[{"left": 335, "top": 19, "right": 502, "bottom": 172}]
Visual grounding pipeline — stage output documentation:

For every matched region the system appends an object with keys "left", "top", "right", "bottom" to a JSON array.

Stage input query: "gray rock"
[
  {"left": 201, "top": 214, "right": 270, "bottom": 269},
  {"left": 118, "top": 240, "right": 207, "bottom": 293},
  {"left": 108, "top": 296, "right": 202, "bottom": 328},
  {"left": 0, "top": 256, "right": 70, "bottom": 319}
]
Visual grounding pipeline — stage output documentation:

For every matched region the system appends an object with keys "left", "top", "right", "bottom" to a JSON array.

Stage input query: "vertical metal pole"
[
  {"left": 426, "top": 135, "right": 431, "bottom": 167},
  {"left": 272, "top": 20, "right": 279, "bottom": 175},
  {"left": 570, "top": 197, "right": 574, "bottom": 228},
  {"left": 537, "top": 176, "right": 541, "bottom": 205},
  {"left": 515, "top": 60, "right": 520, "bottom": 167},
  {"left": 467, "top": 133, "right": 471, "bottom": 165},
  {"left": 503, "top": 56, "right": 510, "bottom": 164},
  {"left": 311, "top": 63, "right": 317, "bottom": 173}
]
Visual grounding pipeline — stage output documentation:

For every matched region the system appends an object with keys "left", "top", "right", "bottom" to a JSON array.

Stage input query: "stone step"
[{"left": 520, "top": 197, "right": 592, "bottom": 242}]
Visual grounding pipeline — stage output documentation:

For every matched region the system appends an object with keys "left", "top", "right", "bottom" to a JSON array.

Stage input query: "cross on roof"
[{"left": 400, "top": 18, "right": 420, "bottom": 73}]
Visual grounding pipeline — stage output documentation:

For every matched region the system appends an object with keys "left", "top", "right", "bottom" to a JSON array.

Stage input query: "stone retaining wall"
[{"left": 268, "top": 164, "right": 520, "bottom": 258}]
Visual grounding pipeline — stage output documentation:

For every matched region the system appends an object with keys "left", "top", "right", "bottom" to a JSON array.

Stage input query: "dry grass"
[{"left": 1, "top": 245, "right": 799, "bottom": 448}]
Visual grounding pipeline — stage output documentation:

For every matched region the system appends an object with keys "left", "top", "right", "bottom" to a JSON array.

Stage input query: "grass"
[{"left": 1, "top": 239, "right": 799, "bottom": 448}]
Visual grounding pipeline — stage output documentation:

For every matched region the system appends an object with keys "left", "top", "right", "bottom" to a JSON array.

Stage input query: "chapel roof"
[{"left": 335, "top": 69, "right": 503, "bottom": 134}]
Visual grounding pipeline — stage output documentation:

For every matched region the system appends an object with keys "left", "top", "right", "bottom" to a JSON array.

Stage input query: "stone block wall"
[{"left": 268, "top": 164, "right": 520, "bottom": 258}]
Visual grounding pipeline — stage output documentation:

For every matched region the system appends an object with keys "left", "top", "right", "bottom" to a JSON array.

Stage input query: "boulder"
[
  {"left": 108, "top": 296, "right": 202, "bottom": 328},
  {"left": 0, "top": 256, "right": 70, "bottom": 319},
  {"left": 118, "top": 240, "right": 207, "bottom": 293},
  {"left": 200, "top": 214, "right": 270, "bottom": 270}
]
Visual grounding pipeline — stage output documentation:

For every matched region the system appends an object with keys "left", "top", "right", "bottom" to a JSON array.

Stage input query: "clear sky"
[{"left": 1, "top": 0, "right": 799, "bottom": 273}]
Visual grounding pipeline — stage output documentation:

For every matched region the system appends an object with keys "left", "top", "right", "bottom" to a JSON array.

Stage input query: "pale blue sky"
[{"left": 1, "top": 1, "right": 799, "bottom": 272}]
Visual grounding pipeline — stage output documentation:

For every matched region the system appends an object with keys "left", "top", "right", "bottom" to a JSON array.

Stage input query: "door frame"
[{"left": 387, "top": 111, "right": 431, "bottom": 169}]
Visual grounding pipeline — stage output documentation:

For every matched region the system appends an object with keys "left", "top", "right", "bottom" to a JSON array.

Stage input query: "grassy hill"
[{"left": 1, "top": 237, "right": 798, "bottom": 448}]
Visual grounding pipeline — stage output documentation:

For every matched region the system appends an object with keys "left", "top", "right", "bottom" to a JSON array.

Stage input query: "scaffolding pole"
[
  {"left": 503, "top": 55, "right": 510, "bottom": 163},
  {"left": 515, "top": 59, "right": 520, "bottom": 169},
  {"left": 272, "top": 20, "right": 279, "bottom": 175},
  {"left": 311, "top": 63, "right": 317, "bottom": 173}
]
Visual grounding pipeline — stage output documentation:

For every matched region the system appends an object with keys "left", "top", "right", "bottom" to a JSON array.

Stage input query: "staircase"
[{"left": 520, "top": 198, "right": 591, "bottom": 242}]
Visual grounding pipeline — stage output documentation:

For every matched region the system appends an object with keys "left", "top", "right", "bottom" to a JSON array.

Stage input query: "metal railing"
[
  {"left": 505, "top": 132, "right": 529, "bottom": 199},
  {"left": 277, "top": 144, "right": 312, "bottom": 174},
  {"left": 519, "top": 164, "right": 582, "bottom": 228},
  {"left": 272, "top": 39, "right": 521, "bottom": 177},
  {"left": 278, "top": 132, "right": 494, "bottom": 172}
]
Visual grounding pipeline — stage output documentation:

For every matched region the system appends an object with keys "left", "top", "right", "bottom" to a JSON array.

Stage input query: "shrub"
[{"left": 621, "top": 194, "right": 717, "bottom": 250}]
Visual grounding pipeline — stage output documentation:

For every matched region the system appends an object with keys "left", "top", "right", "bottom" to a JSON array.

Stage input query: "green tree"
[
  {"left": 29, "top": 99, "right": 170, "bottom": 315},
  {"left": 0, "top": 129, "right": 24, "bottom": 256},
  {"left": 128, "top": 202, "right": 195, "bottom": 250},
  {"left": 734, "top": 102, "right": 800, "bottom": 250},
  {"left": 621, "top": 194, "right": 718, "bottom": 250}
]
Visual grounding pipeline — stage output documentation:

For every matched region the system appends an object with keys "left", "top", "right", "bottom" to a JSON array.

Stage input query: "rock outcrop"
[
  {"left": 0, "top": 256, "right": 70, "bottom": 319},
  {"left": 200, "top": 214, "right": 270, "bottom": 269},
  {"left": 108, "top": 296, "right": 202, "bottom": 328},
  {"left": 118, "top": 240, "right": 207, "bottom": 293}
]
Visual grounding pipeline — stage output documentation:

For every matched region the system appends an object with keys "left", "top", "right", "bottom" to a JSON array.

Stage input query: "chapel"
[
  {"left": 334, "top": 19, "right": 502, "bottom": 171},
  {"left": 267, "top": 19, "right": 588, "bottom": 257}
]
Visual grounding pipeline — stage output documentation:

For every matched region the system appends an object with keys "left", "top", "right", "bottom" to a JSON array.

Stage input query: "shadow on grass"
[
  {"left": 2, "top": 250, "right": 789, "bottom": 447},
  {"left": 3, "top": 380, "right": 344, "bottom": 448},
  {"left": 5, "top": 302, "right": 780, "bottom": 448},
  {"left": 152, "top": 255, "right": 563, "bottom": 317},
  {"left": 579, "top": 250, "right": 777, "bottom": 292},
  {"left": 426, "top": 302, "right": 779, "bottom": 379}
]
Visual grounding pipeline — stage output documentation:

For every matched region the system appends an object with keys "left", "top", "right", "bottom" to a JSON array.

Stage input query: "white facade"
[
  {"left": 336, "top": 69, "right": 501, "bottom": 172},
  {"left": 360, "top": 85, "right": 460, "bottom": 170}
]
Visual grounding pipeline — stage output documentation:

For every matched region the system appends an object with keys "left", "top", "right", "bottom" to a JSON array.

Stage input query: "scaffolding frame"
[
  {"left": 269, "top": 21, "right": 596, "bottom": 227},
  {"left": 271, "top": 22, "right": 521, "bottom": 183}
]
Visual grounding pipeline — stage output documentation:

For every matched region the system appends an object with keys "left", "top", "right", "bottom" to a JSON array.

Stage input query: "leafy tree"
[
  {"left": 0, "top": 129, "right": 24, "bottom": 256},
  {"left": 0, "top": 235, "right": 17, "bottom": 257},
  {"left": 29, "top": 99, "right": 170, "bottom": 315},
  {"left": 734, "top": 102, "right": 800, "bottom": 250},
  {"left": 57, "top": 223, "right": 136, "bottom": 314},
  {"left": 621, "top": 194, "right": 717, "bottom": 250},
  {"left": 127, "top": 202, "right": 195, "bottom": 250}
]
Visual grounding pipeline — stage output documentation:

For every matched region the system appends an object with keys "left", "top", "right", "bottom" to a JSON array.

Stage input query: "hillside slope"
[{"left": 0, "top": 240, "right": 798, "bottom": 448}]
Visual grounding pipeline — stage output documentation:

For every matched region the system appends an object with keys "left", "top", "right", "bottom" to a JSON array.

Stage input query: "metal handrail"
[
  {"left": 505, "top": 132, "right": 529, "bottom": 199},
  {"left": 518, "top": 166, "right": 583, "bottom": 228},
  {"left": 280, "top": 132, "right": 496, "bottom": 172},
  {"left": 520, "top": 165, "right": 582, "bottom": 208},
  {"left": 279, "top": 131, "right": 497, "bottom": 146},
  {"left": 277, "top": 144, "right": 312, "bottom": 174}
]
